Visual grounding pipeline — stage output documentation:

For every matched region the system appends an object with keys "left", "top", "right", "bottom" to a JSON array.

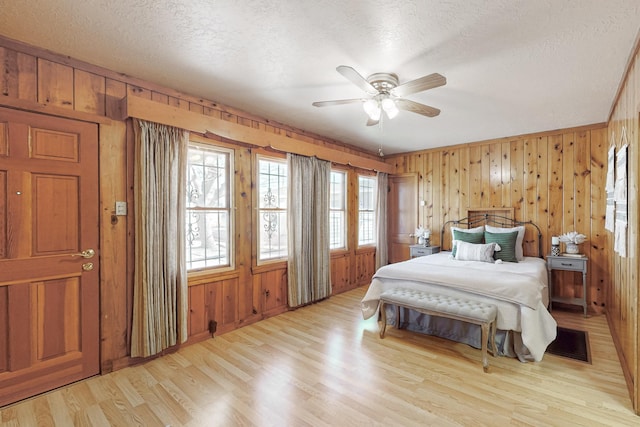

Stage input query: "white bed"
[{"left": 362, "top": 251, "right": 557, "bottom": 362}]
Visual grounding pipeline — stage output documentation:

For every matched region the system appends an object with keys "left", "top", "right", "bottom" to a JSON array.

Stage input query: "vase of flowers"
[
  {"left": 414, "top": 226, "right": 425, "bottom": 245},
  {"left": 558, "top": 231, "right": 587, "bottom": 254},
  {"left": 414, "top": 226, "right": 431, "bottom": 246}
]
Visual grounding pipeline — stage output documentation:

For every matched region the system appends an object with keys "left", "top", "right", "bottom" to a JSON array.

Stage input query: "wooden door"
[
  {"left": 0, "top": 107, "right": 99, "bottom": 406},
  {"left": 388, "top": 174, "right": 418, "bottom": 263}
]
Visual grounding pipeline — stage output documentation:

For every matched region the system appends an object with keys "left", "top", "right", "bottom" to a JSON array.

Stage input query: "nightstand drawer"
[
  {"left": 548, "top": 257, "right": 585, "bottom": 272},
  {"left": 410, "top": 245, "right": 440, "bottom": 258}
]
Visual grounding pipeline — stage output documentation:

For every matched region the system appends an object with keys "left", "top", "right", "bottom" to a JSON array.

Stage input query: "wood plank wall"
[
  {"left": 386, "top": 125, "right": 609, "bottom": 315},
  {"left": 608, "top": 38, "right": 640, "bottom": 413},
  {"left": 0, "top": 36, "right": 378, "bottom": 372}
]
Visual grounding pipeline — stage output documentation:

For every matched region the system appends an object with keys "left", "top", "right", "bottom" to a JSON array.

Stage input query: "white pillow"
[
  {"left": 454, "top": 241, "right": 499, "bottom": 263},
  {"left": 485, "top": 225, "right": 525, "bottom": 261}
]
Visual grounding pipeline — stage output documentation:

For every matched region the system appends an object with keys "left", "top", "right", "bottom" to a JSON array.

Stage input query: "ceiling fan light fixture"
[
  {"left": 312, "top": 66, "right": 445, "bottom": 125},
  {"left": 363, "top": 98, "right": 381, "bottom": 120},
  {"left": 381, "top": 97, "right": 399, "bottom": 119}
]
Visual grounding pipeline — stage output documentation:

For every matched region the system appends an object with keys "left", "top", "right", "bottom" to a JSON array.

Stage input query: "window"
[
  {"left": 258, "top": 157, "right": 288, "bottom": 261},
  {"left": 358, "top": 175, "right": 376, "bottom": 246},
  {"left": 329, "top": 170, "right": 347, "bottom": 250},
  {"left": 186, "top": 144, "right": 233, "bottom": 270}
]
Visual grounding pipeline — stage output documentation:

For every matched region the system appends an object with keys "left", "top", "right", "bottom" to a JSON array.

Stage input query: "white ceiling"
[{"left": 1, "top": 0, "right": 639, "bottom": 155}]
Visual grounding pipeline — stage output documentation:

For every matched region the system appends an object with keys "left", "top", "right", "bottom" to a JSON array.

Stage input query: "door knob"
[
  {"left": 82, "top": 262, "right": 94, "bottom": 271},
  {"left": 71, "top": 249, "right": 95, "bottom": 259}
]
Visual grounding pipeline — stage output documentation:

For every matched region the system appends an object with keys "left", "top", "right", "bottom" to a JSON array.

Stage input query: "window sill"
[
  {"left": 356, "top": 246, "right": 377, "bottom": 254},
  {"left": 330, "top": 249, "right": 350, "bottom": 258},
  {"left": 252, "top": 260, "right": 287, "bottom": 275},
  {"left": 188, "top": 267, "right": 239, "bottom": 286}
]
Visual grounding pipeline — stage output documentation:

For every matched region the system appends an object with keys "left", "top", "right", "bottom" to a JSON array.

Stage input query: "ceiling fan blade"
[
  {"left": 395, "top": 99, "right": 441, "bottom": 117},
  {"left": 337, "top": 65, "right": 378, "bottom": 95},
  {"left": 391, "top": 73, "right": 446, "bottom": 97},
  {"left": 312, "top": 98, "right": 363, "bottom": 107}
]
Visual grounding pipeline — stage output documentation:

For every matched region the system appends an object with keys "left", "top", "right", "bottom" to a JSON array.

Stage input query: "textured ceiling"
[{"left": 1, "top": 0, "right": 639, "bottom": 155}]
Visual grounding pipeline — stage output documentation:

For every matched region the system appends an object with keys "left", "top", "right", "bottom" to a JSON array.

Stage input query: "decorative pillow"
[
  {"left": 451, "top": 225, "right": 484, "bottom": 256},
  {"left": 454, "top": 241, "right": 499, "bottom": 263},
  {"left": 485, "top": 225, "right": 525, "bottom": 261},
  {"left": 452, "top": 228, "right": 484, "bottom": 256},
  {"left": 484, "top": 230, "right": 519, "bottom": 262}
]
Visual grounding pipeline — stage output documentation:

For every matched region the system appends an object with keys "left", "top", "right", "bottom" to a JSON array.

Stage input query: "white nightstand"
[
  {"left": 410, "top": 245, "right": 440, "bottom": 258},
  {"left": 546, "top": 255, "right": 588, "bottom": 317}
]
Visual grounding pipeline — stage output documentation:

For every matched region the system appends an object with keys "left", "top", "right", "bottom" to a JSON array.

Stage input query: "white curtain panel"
[
  {"left": 614, "top": 143, "right": 628, "bottom": 257},
  {"left": 375, "top": 171, "right": 388, "bottom": 269},
  {"left": 131, "top": 119, "right": 188, "bottom": 357},
  {"left": 287, "top": 154, "right": 331, "bottom": 308}
]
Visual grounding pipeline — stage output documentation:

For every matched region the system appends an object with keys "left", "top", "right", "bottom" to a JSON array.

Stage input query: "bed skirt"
[{"left": 384, "top": 303, "right": 537, "bottom": 362}]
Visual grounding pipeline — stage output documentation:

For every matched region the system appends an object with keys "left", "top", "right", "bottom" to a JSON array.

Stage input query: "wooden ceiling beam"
[{"left": 121, "top": 95, "right": 394, "bottom": 174}]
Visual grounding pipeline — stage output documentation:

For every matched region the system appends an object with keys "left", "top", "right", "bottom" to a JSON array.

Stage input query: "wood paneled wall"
[
  {"left": 386, "top": 125, "right": 609, "bottom": 313},
  {"left": 0, "top": 36, "right": 378, "bottom": 372},
  {"left": 608, "top": 37, "right": 640, "bottom": 413}
]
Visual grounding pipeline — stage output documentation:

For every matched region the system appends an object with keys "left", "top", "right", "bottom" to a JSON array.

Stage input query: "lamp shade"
[
  {"left": 381, "top": 97, "right": 399, "bottom": 119},
  {"left": 363, "top": 99, "right": 381, "bottom": 120}
]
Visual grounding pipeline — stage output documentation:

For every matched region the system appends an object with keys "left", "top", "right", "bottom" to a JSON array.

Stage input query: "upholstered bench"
[{"left": 379, "top": 288, "right": 498, "bottom": 372}]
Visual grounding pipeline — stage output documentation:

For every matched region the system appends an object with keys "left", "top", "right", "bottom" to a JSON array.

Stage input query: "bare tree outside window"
[
  {"left": 258, "top": 157, "right": 288, "bottom": 261},
  {"left": 330, "top": 170, "right": 347, "bottom": 250},
  {"left": 186, "top": 145, "right": 233, "bottom": 270},
  {"left": 358, "top": 175, "right": 376, "bottom": 246}
]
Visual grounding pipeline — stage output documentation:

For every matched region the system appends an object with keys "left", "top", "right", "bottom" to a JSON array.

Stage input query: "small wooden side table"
[{"left": 546, "top": 255, "right": 588, "bottom": 317}]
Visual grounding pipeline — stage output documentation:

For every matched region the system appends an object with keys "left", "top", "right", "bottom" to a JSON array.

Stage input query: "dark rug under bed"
[{"left": 546, "top": 327, "right": 591, "bottom": 363}]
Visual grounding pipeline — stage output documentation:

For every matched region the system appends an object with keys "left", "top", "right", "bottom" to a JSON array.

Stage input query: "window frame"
[
  {"left": 357, "top": 174, "right": 377, "bottom": 247},
  {"left": 256, "top": 154, "right": 288, "bottom": 264},
  {"left": 185, "top": 141, "right": 235, "bottom": 273}
]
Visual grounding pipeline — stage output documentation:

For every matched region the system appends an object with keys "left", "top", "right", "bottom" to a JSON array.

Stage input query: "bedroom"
[{"left": 1, "top": 0, "right": 640, "bottom": 424}]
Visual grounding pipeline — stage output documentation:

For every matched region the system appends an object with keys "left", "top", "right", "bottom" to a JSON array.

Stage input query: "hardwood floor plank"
[
  {"left": 60, "top": 381, "right": 98, "bottom": 414},
  {"left": 70, "top": 410, "right": 94, "bottom": 427},
  {"left": 32, "top": 397, "right": 55, "bottom": 426},
  {"left": 45, "top": 393, "right": 74, "bottom": 426},
  {"left": 131, "top": 383, "right": 184, "bottom": 427},
  {"left": 82, "top": 404, "right": 111, "bottom": 427},
  {"left": 1, "top": 286, "right": 638, "bottom": 426}
]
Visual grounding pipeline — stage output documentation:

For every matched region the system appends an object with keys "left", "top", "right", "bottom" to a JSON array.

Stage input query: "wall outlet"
[{"left": 115, "top": 201, "right": 127, "bottom": 216}]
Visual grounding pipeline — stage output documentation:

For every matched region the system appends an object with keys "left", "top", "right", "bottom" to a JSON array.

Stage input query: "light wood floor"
[{"left": 1, "top": 286, "right": 638, "bottom": 426}]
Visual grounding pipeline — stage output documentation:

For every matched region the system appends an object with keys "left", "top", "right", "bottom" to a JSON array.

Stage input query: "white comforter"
[{"left": 361, "top": 252, "right": 557, "bottom": 361}]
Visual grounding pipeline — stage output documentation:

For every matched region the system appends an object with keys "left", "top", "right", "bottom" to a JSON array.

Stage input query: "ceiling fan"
[{"left": 312, "top": 65, "right": 446, "bottom": 126}]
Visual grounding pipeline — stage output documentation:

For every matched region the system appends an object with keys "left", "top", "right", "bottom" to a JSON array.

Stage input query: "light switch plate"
[{"left": 115, "top": 201, "right": 127, "bottom": 216}]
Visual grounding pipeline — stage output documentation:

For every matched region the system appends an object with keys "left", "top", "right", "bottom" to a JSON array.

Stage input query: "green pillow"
[
  {"left": 452, "top": 230, "right": 484, "bottom": 256},
  {"left": 484, "top": 230, "right": 519, "bottom": 262}
]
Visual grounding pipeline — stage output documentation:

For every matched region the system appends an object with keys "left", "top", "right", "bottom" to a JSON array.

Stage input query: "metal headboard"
[{"left": 440, "top": 213, "right": 543, "bottom": 258}]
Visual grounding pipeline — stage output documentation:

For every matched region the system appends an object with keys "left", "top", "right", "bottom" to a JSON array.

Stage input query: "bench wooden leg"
[
  {"left": 481, "top": 322, "right": 489, "bottom": 372},
  {"left": 379, "top": 301, "right": 387, "bottom": 338},
  {"left": 489, "top": 320, "right": 498, "bottom": 356}
]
